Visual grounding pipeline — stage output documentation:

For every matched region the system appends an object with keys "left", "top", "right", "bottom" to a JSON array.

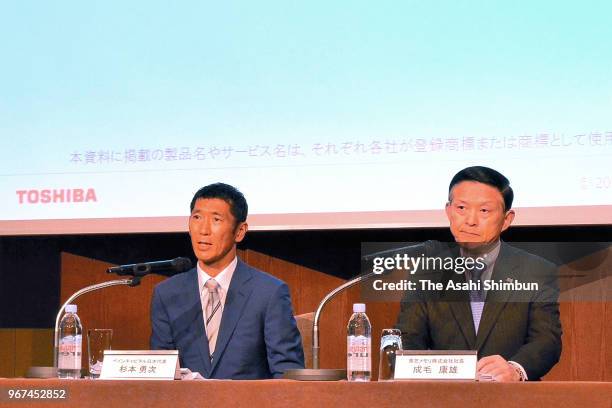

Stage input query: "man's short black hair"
[
  {"left": 448, "top": 166, "right": 514, "bottom": 210},
  {"left": 190, "top": 182, "right": 248, "bottom": 224}
]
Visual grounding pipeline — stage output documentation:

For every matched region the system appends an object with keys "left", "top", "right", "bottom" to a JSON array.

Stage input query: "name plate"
[
  {"left": 394, "top": 350, "right": 477, "bottom": 380},
  {"left": 100, "top": 350, "right": 179, "bottom": 380}
]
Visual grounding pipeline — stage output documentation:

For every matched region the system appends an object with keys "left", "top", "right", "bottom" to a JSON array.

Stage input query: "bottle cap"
[
  {"left": 65, "top": 304, "right": 77, "bottom": 313},
  {"left": 353, "top": 303, "right": 366, "bottom": 313}
]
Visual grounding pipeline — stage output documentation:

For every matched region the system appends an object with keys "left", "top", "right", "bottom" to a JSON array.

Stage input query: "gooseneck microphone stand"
[
  {"left": 53, "top": 277, "right": 141, "bottom": 369},
  {"left": 284, "top": 270, "right": 380, "bottom": 381},
  {"left": 27, "top": 277, "right": 141, "bottom": 378},
  {"left": 27, "top": 257, "right": 192, "bottom": 378}
]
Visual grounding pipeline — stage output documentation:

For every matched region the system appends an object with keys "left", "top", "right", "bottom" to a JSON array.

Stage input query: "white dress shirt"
[{"left": 197, "top": 257, "right": 237, "bottom": 331}]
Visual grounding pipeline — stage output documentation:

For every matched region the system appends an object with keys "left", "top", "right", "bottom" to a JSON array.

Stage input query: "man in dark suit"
[
  {"left": 396, "top": 166, "right": 562, "bottom": 381},
  {"left": 150, "top": 183, "right": 304, "bottom": 379}
]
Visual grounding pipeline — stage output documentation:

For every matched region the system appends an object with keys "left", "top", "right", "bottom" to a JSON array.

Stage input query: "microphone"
[{"left": 107, "top": 257, "right": 193, "bottom": 277}]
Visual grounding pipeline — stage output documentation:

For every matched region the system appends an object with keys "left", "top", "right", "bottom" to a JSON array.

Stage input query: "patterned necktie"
[
  {"left": 469, "top": 263, "right": 486, "bottom": 333},
  {"left": 205, "top": 279, "right": 221, "bottom": 358}
]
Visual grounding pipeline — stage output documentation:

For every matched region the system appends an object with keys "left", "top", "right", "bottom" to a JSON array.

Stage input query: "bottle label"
[
  {"left": 58, "top": 335, "right": 82, "bottom": 370},
  {"left": 347, "top": 335, "right": 371, "bottom": 371}
]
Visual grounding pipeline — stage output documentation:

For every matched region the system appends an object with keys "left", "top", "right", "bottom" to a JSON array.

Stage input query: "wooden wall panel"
[
  {"left": 0, "top": 329, "right": 15, "bottom": 377},
  {"left": 60, "top": 252, "right": 165, "bottom": 370},
  {"left": 606, "top": 301, "right": 612, "bottom": 381},
  {"left": 544, "top": 246, "right": 612, "bottom": 382},
  {"left": 0, "top": 329, "right": 53, "bottom": 378},
  {"left": 544, "top": 301, "right": 612, "bottom": 381},
  {"left": 14, "top": 329, "right": 53, "bottom": 377},
  {"left": 240, "top": 249, "right": 345, "bottom": 315}
]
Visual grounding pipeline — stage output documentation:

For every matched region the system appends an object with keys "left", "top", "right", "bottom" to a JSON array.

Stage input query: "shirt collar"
[
  {"left": 460, "top": 240, "right": 501, "bottom": 269},
  {"left": 461, "top": 240, "right": 501, "bottom": 284},
  {"left": 197, "top": 257, "right": 238, "bottom": 296}
]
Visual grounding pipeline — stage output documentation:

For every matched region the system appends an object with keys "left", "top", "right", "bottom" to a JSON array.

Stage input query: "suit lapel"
[
  {"left": 445, "top": 269, "right": 477, "bottom": 349},
  {"left": 184, "top": 269, "right": 212, "bottom": 376},
  {"left": 475, "top": 243, "right": 517, "bottom": 350},
  {"left": 438, "top": 244, "right": 477, "bottom": 349},
  {"left": 210, "top": 260, "right": 254, "bottom": 375}
]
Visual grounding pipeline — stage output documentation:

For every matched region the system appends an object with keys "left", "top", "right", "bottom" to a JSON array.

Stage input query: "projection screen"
[{"left": 2, "top": 1, "right": 611, "bottom": 234}]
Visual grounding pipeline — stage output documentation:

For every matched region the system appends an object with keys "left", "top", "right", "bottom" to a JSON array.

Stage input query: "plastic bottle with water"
[
  {"left": 57, "top": 304, "right": 82, "bottom": 379},
  {"left": 347, "top": 303, "right": 371, "bottom": 381}
]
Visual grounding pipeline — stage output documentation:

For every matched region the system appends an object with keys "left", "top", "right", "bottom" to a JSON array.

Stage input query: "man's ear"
[
  {"left": 501, "top": 209, "right": 515, "bottom": 232},
  {"left": 234, "top": 222, "right": 248, "bottom": 243},
  {"left": 445, "top": 201, "right": 452, "bottom": 222}
]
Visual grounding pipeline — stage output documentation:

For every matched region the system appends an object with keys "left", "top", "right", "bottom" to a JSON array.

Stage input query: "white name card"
[
  {"left": 394, "top": 350, "right": 477, "bottom": 380},
  {"left": 100, "top": 350, "right": 179, "bottom": 380}
]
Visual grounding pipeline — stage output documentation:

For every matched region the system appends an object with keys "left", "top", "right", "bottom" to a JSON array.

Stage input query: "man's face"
[
  {"left": 445, "top": 181, "right": 515, "bottom": 250},
  {"left": 188, "top": 198, "right": 248, "bottom": 274}
]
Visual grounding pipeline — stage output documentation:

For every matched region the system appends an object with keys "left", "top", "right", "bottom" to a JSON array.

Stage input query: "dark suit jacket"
[
  {"left": 396, "top": 242, "right": 562, "bottom": 380},
  {"left": 150, "top": 259, "right": 304, "bottom": 379}
]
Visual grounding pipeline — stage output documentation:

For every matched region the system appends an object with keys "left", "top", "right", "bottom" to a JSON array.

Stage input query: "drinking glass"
[
  {"left": 87, "top": 329, "right": 113, "bottom": 378},
  {"left": 378, "top": 328, "right": 402, "bottom": 381}
]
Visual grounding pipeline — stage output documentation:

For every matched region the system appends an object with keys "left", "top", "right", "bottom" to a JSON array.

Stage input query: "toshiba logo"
[{"left": 17, "top": 188, "right": 98, "bottom": 204}]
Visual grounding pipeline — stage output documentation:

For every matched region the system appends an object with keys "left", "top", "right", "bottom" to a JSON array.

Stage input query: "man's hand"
[{"left": 477, "top": 355, "right": 520, "bottom": 382}]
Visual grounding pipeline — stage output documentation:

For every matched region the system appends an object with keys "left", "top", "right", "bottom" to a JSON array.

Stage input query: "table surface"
[{"left": 1, "top": 378, "right": 611, "bottom": 408}]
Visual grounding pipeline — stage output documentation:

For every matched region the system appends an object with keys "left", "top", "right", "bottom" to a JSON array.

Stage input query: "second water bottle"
[{"left": 347, "top": 303, "right": 371, "bottom": 381}]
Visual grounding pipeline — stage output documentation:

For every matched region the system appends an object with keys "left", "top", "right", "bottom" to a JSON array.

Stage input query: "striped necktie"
[
  {"left": 468, "top": 263, "right": 486, "bottom": 333},
  {"left": 205, "top": 279, "right": 221, "bottom": 358}
]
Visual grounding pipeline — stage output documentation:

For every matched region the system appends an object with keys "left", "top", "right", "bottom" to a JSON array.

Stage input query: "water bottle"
[
  {"left": 347, "top": 303, "right": 371, "bottom": 381},
  {"left": 57, "top": 304, "right": 83, "bottom": 379}
]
